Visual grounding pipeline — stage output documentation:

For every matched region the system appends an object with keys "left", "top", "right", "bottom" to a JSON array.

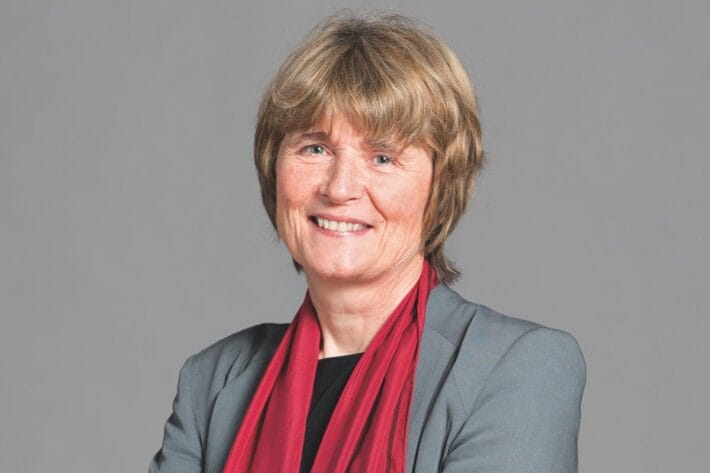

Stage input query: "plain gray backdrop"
[{"left": 1, "top": 0, "right": 708, "bottom": 471}]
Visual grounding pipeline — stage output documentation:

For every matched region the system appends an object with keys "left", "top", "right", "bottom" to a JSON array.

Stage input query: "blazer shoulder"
[
  {"left": 428, "top": 285, "right": 586, "bottom": 415},
  {"left": 189, "top": 322, "right": 289, "bottom": 388},
  {"left": 426, "top": 283, "right": 544, "bottom": 350},
  {"left": 465, "top": 301, "right": 586, "bottom": 383}
]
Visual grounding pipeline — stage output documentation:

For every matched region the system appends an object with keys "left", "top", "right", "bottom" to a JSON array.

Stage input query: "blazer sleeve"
[
  {"left": 149, "top": 355, "right": 203, "bottom": 473},
  {"left": 440, "top": 327, "right": 587, "bottom": 473}
]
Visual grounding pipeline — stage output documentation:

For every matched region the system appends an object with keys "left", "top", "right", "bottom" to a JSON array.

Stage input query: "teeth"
[{"left": 315, "top": 217, "right": 366, "bottom": 232}]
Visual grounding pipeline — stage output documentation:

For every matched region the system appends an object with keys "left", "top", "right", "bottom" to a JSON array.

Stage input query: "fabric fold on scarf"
[{"left": 222, "top": 260, "right": 437, "bottom": 473}]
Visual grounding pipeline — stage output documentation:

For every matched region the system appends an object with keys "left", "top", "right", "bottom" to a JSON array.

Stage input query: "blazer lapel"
[
  {"left": 406, "top": 283, "right": 470, "bottom": 472},
  {"left": 204, "top": 355, "right": 274, "bottom": 473}
]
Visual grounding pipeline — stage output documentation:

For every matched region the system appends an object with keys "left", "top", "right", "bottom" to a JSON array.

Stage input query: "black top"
[{"left": 300, "top": 352, "right": 364, "bottom": 473}]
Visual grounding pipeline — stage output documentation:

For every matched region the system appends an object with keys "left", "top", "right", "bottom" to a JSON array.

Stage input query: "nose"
[{"left": 320, "top": 153, "right": 364, "bottom": 204}]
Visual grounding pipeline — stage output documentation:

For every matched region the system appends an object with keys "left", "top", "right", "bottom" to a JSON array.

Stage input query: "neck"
[{"left": 305, "top": 256, "right": 425, "bottom": 359}]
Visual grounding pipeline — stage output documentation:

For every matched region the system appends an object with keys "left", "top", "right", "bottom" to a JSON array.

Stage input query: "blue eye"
[
  {"left": 374, "top": 154, "right": 392, "bottom": 165},
  {"left": 305, "top": 144, "right": 325, "bottom": 154}
]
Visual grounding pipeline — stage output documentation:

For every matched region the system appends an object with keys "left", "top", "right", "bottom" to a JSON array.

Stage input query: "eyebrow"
[
  {"left": 290, "top": 131, "right": 401, "bottom": 153},
  {"left": 291, "top": 131, "right": 329, "bottom": 143}
]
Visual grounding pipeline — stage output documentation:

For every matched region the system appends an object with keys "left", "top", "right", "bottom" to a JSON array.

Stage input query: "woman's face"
[{"left": 275, "top": 116, "right": 433, "bottom": 284}]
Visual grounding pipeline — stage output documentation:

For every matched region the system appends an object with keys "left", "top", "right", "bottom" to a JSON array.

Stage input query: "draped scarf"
[{"left": 222, "top": 260, "right": 437, "bottom": 472}]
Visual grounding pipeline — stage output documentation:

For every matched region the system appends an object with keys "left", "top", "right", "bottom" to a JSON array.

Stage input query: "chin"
[{"left": 302, "top": 258, "right": 368, "bottom": 282}]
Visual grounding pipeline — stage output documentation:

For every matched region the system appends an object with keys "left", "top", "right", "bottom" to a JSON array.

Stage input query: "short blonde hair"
[{"left": 254, "top": 12, "right": 485, "bottom": 283}]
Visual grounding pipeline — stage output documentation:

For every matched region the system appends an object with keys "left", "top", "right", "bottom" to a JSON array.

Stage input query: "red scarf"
[{"left": 222, "top": 260, "right": 437, "bottom": 473}]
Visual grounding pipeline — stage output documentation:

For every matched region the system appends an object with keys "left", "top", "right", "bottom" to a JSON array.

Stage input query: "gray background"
[{"left": 1, "top": 0, "right": 708, "bottom": 471}]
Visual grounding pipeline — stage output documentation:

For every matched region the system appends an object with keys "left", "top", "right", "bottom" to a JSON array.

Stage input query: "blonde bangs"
[{"left": 268, "top": 38, "right": 436, "bottom": 150}]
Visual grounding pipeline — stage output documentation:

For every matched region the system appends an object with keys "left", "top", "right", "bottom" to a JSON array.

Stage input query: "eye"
[
  {"left": 304, "top": 144, "right": 326, "bottom": 155},
  {"left": 373, "top": 154, "right": 392, "bottom": 166}
]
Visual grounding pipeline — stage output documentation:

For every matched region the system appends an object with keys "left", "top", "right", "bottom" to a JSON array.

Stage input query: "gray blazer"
[{"left": 150, "top": 284, "right": 586, "bottom": 473}]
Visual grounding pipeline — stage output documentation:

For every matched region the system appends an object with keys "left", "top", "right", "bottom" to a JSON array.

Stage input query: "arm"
[
  {"left": 149, "top": 355, "right": 203, "bottom": 473},
  {"left": 441, "top": 327, "right": 587, "bottom": 473}
]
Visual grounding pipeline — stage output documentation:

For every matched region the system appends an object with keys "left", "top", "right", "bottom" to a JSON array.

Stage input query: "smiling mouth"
[{"left": 310, "top": 216, "right": 371, "bottom": 233}]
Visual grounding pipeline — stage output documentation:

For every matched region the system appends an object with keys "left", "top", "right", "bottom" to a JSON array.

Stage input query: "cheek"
[
  {"left": 274, "top": 178, "right": 295, "bottom": 236},
  {"left": 396, "top": 177, "right": 432, "bottom": 222},
  {"left": 274, "top": 164, "right": 319, "bottom": 239},
  {"left": 275, "top": 166, "right": 306, "bottom": 211},
  {"left": 381, "top": 185, "right": 430, "bottom": 236}
]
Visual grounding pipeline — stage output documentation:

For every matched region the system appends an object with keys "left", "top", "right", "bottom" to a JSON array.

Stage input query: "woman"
[{"left": 150, "top": 12, "right": 586, "bottom": 473}]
